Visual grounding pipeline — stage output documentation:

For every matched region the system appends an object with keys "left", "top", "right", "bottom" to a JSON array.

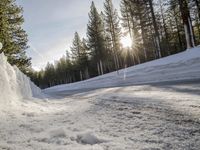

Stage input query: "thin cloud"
[{"left": 28, "top": 43, "right": 46, "bottom": 60}]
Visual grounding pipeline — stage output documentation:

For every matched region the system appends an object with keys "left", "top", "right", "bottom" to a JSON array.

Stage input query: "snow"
[
  {"left": 0, "top": 47, "right": 200, "bottom": 149},
  {"left": 0, "top": 53, "right": 43, "bottom": 106},
  {"left": 50, "top": 128, "right": 67, "bottom": 138},
  {"left": 76, "top": 132, "right": 108, "bottom": 145},
  {"left": 44, "top": 47, "right": 200, "bottom": 94}
]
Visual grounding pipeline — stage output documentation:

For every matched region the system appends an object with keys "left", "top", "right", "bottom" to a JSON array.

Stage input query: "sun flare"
[{"left": 120, "top": 35, "right": 132, "bottom": 48}]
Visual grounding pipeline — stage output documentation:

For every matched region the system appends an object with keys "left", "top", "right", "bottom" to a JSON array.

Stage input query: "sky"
[{"left": 16, "top": 0, "right": 121, "bottom": 71}]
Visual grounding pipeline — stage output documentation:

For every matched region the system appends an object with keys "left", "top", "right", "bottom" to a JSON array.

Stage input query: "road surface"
[{"left": 1, "top": 80, "right": 200, "bottom": 150}]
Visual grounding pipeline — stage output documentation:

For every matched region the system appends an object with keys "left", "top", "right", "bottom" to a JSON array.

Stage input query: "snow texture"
[
  {"left": 0, "top": 53, "right": 42, "bottom": 105},
  {"left": 0, "top": 47, "right": 200, "bottom": 149},
  {"left": 76, "top": 132, "right": 108, "bottom": 145}
]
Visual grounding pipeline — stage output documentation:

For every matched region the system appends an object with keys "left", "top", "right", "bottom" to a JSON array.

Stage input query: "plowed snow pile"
[{"left": 0, "top": 53, "right": 42, "bottom": 105}]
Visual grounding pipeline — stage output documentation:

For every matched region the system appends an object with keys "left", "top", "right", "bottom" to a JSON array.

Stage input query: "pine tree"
[
  {"left": 87, "top": 1, "right": 107, "bottom": 75},
  {"left": 120, "top": 0, "right": 148, "bottom": 62},
  {"left": 31, "top": 0, "right": 200, "bottom": 88},
  {"left": 120, "top": 0, "right": 133, "bottom": 42},
  {"left": 65, "top": 50, "right": 74, "bottom": 83},
  {"left": 100, "top": 11, "right": 114, "bottom": 72},
  {"left": 167, "top": 0, "right": 185, "bottom": 52},
  {"left": 104, "top": 0, "right": 121, "bottom": 72},
  {"left": 120, "top": 0, "right": 136, "bottom": 63},
  {"left": 71, "top": 32, "right": 82, "bottom": 61},
  {"left": 55, "top": 56, "right": 68, "bottom": 84},
  {"left": 44, "top": 63, "right": 56, "bottom": 87},
  {"left": 80, "top": 38, "right": 90, "bottom": 79},
  {"left": 70, "top": 32, "right": 86, "bottom": 80},
  {"left": 158, "top": 0, "right": 171, "bottom": 56},
  {"left": 0, "top": 0, "right": 30, "bottom": 70}
]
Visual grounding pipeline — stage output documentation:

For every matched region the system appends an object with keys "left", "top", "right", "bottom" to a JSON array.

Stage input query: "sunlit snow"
[{"left": 0, "top": 47, "right": 200, "bottom": 149}]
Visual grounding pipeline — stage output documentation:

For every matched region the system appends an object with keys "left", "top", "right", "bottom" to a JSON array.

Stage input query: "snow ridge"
[
  {"left": 44, "top": 47, "right": 200, "bottom": 93},
  {"left": 0, "top": 53, "right": 42, "bottom": 104}
]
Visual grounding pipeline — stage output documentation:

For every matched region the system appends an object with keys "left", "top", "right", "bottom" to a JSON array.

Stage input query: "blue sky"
[{"left": 16, "top": 0, "right": 121, "bottom": 70}]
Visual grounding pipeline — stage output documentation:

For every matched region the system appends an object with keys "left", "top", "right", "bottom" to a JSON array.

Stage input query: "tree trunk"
[
  {"left": 85, "top": 67, "right": 89, "bottom": 79},
  {"left": 178, "top": 0, "right": 195, "bottom": 48},
  {"left": 136, "top": 0, "right": 148, "bottom": 60},
  {"left": 148, "top": 0, "right": 162, "bottom": 58},
  {"left": 159, "top": 0, "right": 170, "bottom": 55},
  {"left": 195, "top": 0, "right": 200, "bottom": 20},
  {"left": 189, "top": 17, "right": 196, "bottom": 46},
  {"left": 97, "top": 62, "right": 100, "bottom": 76},
  {"left": 100, "top": 60, "right": 104, "bottom": 75},
  {"left": 196, "top": 14, "right": 200, "bottom": 43},
  {"left": 173, "top": 9, "right": 183, "bottom": 50},
  {"left": 132, "top": 53, "right": 136, "bottom": 65},
  {"left": 80, "top": 70, "right": 83, "bottom": 81},
  {"left": 138, "top": 17, "right": 147, "bottom": 61}
]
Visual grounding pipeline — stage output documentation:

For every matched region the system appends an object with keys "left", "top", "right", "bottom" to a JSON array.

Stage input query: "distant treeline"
[{"left": 29, "top": 0, "right": 200, "bottom": 89}]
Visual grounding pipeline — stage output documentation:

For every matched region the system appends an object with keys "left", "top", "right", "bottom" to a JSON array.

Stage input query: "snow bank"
[
  {"left": 0, "top": 53, "right": 42, "bottom": 104},
  {"left": 44, "top": 47, "right": 200, "bottom": 93}
]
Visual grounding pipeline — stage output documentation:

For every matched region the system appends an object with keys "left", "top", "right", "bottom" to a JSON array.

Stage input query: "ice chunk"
[{"left": 76, "top": 132, "right": 107, "bottom": 145}]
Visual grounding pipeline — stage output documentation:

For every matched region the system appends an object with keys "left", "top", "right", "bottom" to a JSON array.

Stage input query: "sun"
[{"left": 120, "top": 35, "right": 132, "bottom": 48}]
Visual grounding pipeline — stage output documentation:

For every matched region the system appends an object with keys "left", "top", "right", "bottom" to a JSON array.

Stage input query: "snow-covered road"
[
  {"left": 1, "top": 47, "right": 200, "bottom": 149},
  {"left": 1, "top": 81, "right": 200, "bottom": 150}
]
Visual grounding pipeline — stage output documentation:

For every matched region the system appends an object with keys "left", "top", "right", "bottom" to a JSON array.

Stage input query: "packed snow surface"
[{"left": 0, "top": 47, "right": 200, "bottom": 150}]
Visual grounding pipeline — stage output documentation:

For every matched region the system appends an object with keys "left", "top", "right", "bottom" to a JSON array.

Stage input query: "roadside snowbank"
[
  {"left": 0, "top": 53, "right": 42, "bottom": 105},
  {"left": 44, "top": 47, "right": 200, "bottom": 93}
]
